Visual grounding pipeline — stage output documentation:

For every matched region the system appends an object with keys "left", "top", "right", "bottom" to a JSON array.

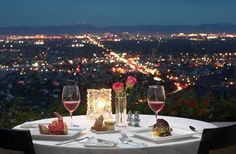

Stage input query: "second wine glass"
[
  {"left": 147, "top": 85, "right": 166, "bottom": 120},
  {"left": 62, "top": 85, "right": 81, "bottom": 126}
]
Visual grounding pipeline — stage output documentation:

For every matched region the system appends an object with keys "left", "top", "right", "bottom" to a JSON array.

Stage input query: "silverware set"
[
  {"left": 56, "top": 126, "right": 198, "bottom": 147},
  {"left": 56, "top": 137, "right": 117, "bottom": 146},
  {"left": 56, "top": 133, "right": 147, "bottom": 147}
]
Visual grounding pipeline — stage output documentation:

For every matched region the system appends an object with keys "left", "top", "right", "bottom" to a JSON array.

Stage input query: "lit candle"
[{"left": 97, "top": 101, "right": 106, "bottom": 109}]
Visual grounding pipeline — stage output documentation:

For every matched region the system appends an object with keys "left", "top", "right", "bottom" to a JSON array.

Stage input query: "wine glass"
[
  {"left": 62, "top": 85, "right": 80, "bottom": 126},
  {"left": 147, "top": 85, "right": 166, "bottom": 120}
]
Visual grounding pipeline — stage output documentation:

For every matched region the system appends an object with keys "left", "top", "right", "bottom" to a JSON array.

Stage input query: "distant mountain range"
[{"left": 1, "top": 23, "right": 236, "bottom": 35}]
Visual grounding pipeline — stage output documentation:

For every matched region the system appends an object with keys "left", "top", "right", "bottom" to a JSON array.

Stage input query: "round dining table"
[{"left": 14, "top": 114, "right": 216, "bottom": 154}]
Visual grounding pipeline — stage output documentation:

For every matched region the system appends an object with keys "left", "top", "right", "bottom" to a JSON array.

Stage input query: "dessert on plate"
[
  {"left": 91, "top": 115, "right": 108, "bottom": 131},
  {"left": 39, "top": 112, "right": 68, "bottom": 135},
  {"left": 104, "top": 120, "right": 115, "bottom": 130},
  {"left": 152, "top": 119, "right": 172, "bottom": 137}
]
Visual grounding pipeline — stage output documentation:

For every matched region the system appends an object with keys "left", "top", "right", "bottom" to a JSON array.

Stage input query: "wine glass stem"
[
  {"left": 70, "top": 111, "right": 73, "bottom": 125},
  {"left": 155, "top": 112, "right": 158, "bottom": 120},
  {"left": 70, "top": 111, "right": 73, "bottom": 119}
]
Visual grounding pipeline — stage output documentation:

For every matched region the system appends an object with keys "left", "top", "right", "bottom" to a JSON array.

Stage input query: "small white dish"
[{"left": 91, "top": 129, "right": 121, "bottom": 134}]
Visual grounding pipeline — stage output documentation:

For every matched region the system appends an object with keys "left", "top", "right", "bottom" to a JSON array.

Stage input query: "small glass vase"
[{"left": 115, "top": 92, "right": 127, "bottom": 127}]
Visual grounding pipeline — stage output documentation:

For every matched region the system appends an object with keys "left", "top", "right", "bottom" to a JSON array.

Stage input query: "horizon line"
[{"left": 0, "top": 23, "right": 235, "bottom": 28}]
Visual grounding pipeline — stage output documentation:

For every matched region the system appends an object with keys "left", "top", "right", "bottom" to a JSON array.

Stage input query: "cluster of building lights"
[{"left": 0, "top": 34, "right": 235, "bottom": 91}]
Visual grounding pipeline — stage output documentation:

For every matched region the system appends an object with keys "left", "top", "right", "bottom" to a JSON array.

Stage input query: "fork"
[
  {"left": 121, "top": 133, "right": 132, "bottom": 142},
  {"left": 119, "top": 137, "right": 128, "bottom": 144},
  {"left": 120, "top": 133, "right": 147, "bottom": 146}
]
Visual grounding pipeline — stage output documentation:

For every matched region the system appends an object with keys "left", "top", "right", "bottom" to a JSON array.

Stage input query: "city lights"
[{"left": 0, "top": 33, "right": 235, "bottom": 92}]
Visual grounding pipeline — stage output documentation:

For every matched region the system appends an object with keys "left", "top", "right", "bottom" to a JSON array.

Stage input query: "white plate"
[
  {"left": 91, "top": 129, "right": 121, "bottom": 134},
  {"left": 29, "top": 128, "right": 85, "bottom": 141},
  {"left": 133, "top": 128, "right": 196, "bottom": 142}
]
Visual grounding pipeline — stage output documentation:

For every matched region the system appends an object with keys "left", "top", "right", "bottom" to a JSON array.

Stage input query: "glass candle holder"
[{"left": 87, "top": 88, "right": 112, "bottom": 119}]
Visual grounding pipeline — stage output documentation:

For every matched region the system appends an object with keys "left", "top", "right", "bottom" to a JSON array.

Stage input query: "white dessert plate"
[
  {"left": 133, "top": 128, "right": 196, "bottom": 142},
  {"left": 29, "top": 128, "right": 85, "bottom": 141}
]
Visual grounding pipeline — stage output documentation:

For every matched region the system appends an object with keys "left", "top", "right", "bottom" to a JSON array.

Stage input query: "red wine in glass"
[
  {"left": 148, "top": 101, "right": 165, "bottom": 113},
  {"left": 62, "top": 85, "right": 81, "bottom": 126},
  {"left": 147, "top": 85, "right": 166, "bottom": 120},
  {"left": 63, "top": 101, "right": 80, "bottom": 112}
]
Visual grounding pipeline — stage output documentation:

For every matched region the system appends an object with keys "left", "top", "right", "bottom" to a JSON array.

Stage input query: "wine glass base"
[{"left": 116, "top": 123, "right": 127, "bottom": 127}]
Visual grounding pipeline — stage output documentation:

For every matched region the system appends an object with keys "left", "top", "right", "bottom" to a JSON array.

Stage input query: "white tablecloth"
[{"left": 15, "top": 115, "right": 216, "bottom": 154}]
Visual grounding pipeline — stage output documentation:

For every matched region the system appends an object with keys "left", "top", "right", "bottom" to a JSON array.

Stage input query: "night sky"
[{"left": 1, "top": 0, "right": 236, "bottom": 27}]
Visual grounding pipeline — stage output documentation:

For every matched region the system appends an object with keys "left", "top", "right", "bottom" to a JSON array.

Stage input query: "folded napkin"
[{"left": 83, "top": 138, "right": 117, "bottom": 147}]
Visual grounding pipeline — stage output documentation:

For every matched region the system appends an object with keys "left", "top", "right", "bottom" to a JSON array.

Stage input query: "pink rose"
[
  {"left": 112, "top": 82, "right": 124, "bottom": 93},
  {"left": 126, "top": 76, "right": 137, "bottom": 88}
]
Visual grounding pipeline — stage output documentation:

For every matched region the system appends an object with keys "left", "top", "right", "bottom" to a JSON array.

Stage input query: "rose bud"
[
  {"left": 126, "top": 76, "right": 137, "bottom": 88},
  {"left": 112, "top": 82, "right": 124, "bottom": 94}
]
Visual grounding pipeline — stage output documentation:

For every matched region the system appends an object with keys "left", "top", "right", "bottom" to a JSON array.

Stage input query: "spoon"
[
  {"left": 189, "top": 125, "right": 203, "bottom": 134},
  {"left": 77, "top": 137, "right": 91, "bottom": 143},
  {"left": 189, "top": 125, "right": 198, "bottom": 132},
  {"left": 189, "top": 126, "right": 198, "bottom": 132}
]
